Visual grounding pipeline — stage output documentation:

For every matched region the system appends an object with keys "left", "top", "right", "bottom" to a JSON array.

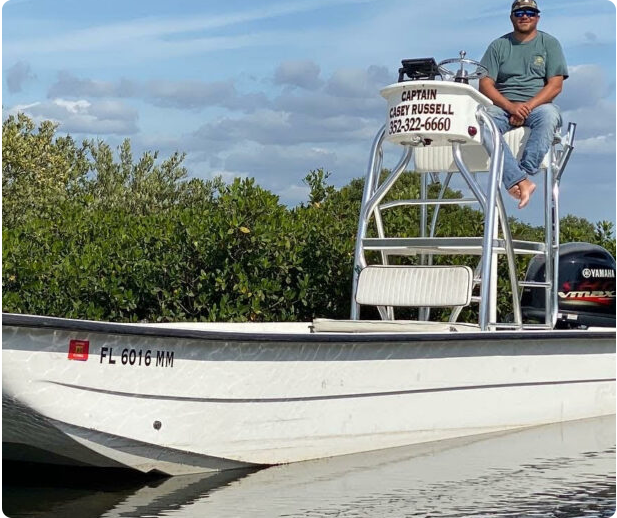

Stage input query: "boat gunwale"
[{"left": 3, "top": 313, "right": 615, "bottom": 344}]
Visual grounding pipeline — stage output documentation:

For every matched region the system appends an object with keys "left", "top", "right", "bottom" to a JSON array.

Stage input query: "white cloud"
[
  {"left": 184, "top": 137, "right": 370, "bottom": 202},
  {"left": 274, "top": 60, "right": 323, "bottom": 90},
  {"left": 48, "top": 71, "right": 135, "bottom": 98},
  {"left": 558, "top": 64, "right": 609, "bottom": 111},
  {"left": 145, "top": 79, "right": 238, "bottom": 109},
  {"left": 47, "top": 73, "right": 270, "bottom": 112},
  {"left": 574, "top": 134, "right": 616, "bottom": 155},
  {"left": 223, "top": 143, "right": 339, "bottom": 184},
  {"left": 278, "top": 183, "right": 311, "bottom": 205},
  {"left": 192, "top": 107, "right": 375, "bottom": 148},
  {"left": 325, "top": 65, "right": 392, "bottom": 98},
  {"left": 4, "top": 0, "right": 377, "bottom": 58},
  {"left": 562, "top": 99, "right": 616, "bottom": 140},
  {"left": 53, "top": 99, "right": 91, "bottom": 114},
  {"left": 4, "top": 98, "right": 139, "bottom": 135}
]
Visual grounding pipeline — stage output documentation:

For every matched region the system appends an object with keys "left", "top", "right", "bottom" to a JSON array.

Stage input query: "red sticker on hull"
[{"left": 68, "top": 339, "right": 89, "bottom": 361}]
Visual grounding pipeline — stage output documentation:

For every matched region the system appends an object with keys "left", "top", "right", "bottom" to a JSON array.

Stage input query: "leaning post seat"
[{"left": 355, "top": 265, "right": 473, "bottom": 308}]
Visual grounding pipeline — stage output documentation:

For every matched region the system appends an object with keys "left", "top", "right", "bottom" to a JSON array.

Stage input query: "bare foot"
[
  {"left": 508, "top": 184, "right": 522, "bottom": 200},
  {"left": 516, "top": 178, "right": 536, "bottom": 209}
]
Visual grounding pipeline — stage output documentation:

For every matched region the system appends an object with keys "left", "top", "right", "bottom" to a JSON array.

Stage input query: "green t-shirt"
[{"left": 480, "top": 31, "right": 568, "bottom": 102}]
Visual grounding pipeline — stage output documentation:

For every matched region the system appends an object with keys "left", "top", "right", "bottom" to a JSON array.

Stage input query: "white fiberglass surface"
[{"left": 137, "top": 321, "right": 314, "bottom": 334}]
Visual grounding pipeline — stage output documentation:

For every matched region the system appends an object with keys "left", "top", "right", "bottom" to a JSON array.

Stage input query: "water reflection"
[{"left": 3, "top": 415, "right": 615, "bottom": 518}]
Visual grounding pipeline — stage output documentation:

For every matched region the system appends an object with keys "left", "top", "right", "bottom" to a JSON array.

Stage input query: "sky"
[{"left": 2, "top": 0, "right": 616, "bottom": 226}]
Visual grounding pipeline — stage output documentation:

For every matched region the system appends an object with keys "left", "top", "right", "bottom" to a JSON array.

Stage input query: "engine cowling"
[{"left": 521, "top": 242, "right": 616, "bottom": 328}]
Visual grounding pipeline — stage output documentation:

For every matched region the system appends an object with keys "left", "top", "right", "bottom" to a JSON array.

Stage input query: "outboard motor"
[{"left": 522, "top": 242, "right": 616, "bottom": 328}]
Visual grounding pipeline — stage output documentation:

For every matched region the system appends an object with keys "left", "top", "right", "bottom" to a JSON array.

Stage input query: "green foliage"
[
  {"left": 2, "top": 113, "right": 90, "bottom": 227},
  {"left": 292, "top": 171, "right": 360, "bottom": 318},
  {"left": 303, "top": 168, "right": 336, "bottom": 205},
  {"left": 559, "top": 215, "right": 616, "bottom": 258},
  {"left": 3, "top": 179, "right": 313, "bottom": 322},
  {"left": 3, "top": 114, "right": 615, "bottom": 323}
]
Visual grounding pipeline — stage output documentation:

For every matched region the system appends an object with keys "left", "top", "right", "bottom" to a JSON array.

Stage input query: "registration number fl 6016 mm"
[{"left": 100, "top": 347, "right": 174, "bottom": 368}]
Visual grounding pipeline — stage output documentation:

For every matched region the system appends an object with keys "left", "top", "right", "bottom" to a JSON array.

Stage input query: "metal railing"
[{"left": 351, "top": 108, "right": 575, "bottom": 331}]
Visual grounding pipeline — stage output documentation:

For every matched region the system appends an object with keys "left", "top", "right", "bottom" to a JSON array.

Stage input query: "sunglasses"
[{"left": 513, "top": 9, "right": 538, "bottom": 17}]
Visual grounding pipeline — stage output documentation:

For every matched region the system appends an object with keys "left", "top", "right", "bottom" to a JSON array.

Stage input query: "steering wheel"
[{"left": 438, "top": 51, "right": 488, "bottom": 82}]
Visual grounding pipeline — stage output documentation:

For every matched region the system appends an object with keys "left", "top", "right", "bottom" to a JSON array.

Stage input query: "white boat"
[{"left": 3, "top": 53, "right": 615, "bottom": 476}]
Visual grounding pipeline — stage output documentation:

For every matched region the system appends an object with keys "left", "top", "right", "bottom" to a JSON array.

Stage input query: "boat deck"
[{"left": 139, "top": 320, "right": 614, "bottom": 335}]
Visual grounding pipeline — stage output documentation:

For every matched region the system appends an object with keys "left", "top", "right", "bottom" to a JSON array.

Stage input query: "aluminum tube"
[
  {"left": 448, "top": 305, "right": 462, "bottom": 323},
  {"left": 423, "top": 171, "right": 454, "bottom": 320},
  {"left": 361, "top": 145, "right": 414, "bottom": 225},
  {"left": 487, "top": 154, "right": 503, "bottom": 328},
  {"left": 496, "top": 192, "right": 522, "bottom": 327},
  {"left": 488, "top": 143, "right": 505, "bottom": 326},
  {"left": 544, "top": 158, "right": 553, "bottom": 327},
  {"left": 359, "top": 125, "right": 387, "bottom": 218},
  {"left": 358, "top": 144, "right": 414, "bottom": 320},
  {"left": 556, "top": 123, "right": 576, "bottom": 182},
  {"left": 374, "top": 144, "right": 388, "bottom": 266},
  {"left": 374, "top": 208, "right": 386, "bottom": 239},
  {"left": 477, "top": 109, "right": 503, "bottom": 330},
  {"left": 429, "top": 172, "right": 453, "bottom": 239},
  {"left": 373, "top": 147, "right": 384, "bottom": 191},
  {"left": 449, "top": 261, "right": 482, "bottom": 323},
  {"left": 548, "top": 123, "right": 575, "bottom": 326},
  {"left": 489, "top": 219, "right": 499, "bottom": 327},
  {"left": 374, "top": 203, "right": 397, "bottom": 320},
  {"left": 351, "top": 138, "right": 412, "bottom": 319},
  {"left": 374, "top": 208, "right": 390, "bottom": 269},
  {"left": 380, "top": 198, "right": 477, "bottom": 208},
  {"left": 552, "top": 174, "right": 561, "bottom": 328},
  {"left": 428, "top": 172, "right": 454, "bottom": 272},
  {"left": 420, "top": 173, "right": 428, "bottom": 242},
  {"left": 419, "top": 173, "right": 429, "bottom": 321},
  {"left": 351, "top": 125, "right": 386, "bottom": 319},
  {"left": 452, "top": 143, "right": 487, "bottom": 211}
]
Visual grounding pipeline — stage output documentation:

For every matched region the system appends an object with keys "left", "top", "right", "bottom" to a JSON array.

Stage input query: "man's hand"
[
  {"left": 480, "top": 78, "right": 534, "bottom": 121},
  {"left": 509, "top": 114, "right": 525, "bottom": 126},
  {"left": 507, "top": 101, "right": 533, "bottom": 121}
]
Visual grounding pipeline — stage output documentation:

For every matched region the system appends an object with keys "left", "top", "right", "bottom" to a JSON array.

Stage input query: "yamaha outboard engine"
[{"left": 522, "top": 242, "right": 616, "bottom": 328}]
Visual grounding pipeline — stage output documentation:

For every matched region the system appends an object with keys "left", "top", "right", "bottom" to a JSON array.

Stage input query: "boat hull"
[{"left": 3, "top": 314, "right": 615, "bottom": 475}]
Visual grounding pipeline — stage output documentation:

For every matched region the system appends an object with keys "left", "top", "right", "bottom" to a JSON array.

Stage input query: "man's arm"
[
  {"left": 479, "top": 76, "right": 518, "bottom": 112},
  {"left": 480, "top": 75, "right": 564, "bottom": 124},
  {"left": 525, "top": 75, "right": 564, "bottom": 110}
]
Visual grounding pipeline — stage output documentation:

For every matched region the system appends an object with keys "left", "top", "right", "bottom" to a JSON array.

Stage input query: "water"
[{"left": 3, "top": 416, "right": 615, "bottom": 518}]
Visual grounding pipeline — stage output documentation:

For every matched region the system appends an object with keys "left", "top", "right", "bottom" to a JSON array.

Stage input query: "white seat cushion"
[
  {"left": 413, "top": 127, "right": 550, "bottom": 173},
  {"left": 355, "top": 265, "right": 473, "bottom": 307}
]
